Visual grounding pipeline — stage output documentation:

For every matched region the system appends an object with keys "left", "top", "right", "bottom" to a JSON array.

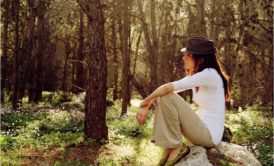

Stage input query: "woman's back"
[{"left": 172, "top": 68, "right": 225, "bottom": 144}]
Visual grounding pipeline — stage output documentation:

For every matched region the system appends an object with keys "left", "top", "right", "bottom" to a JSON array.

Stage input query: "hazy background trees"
[{"left": 1, "top": 0, "right": 272, "bottom": 141}]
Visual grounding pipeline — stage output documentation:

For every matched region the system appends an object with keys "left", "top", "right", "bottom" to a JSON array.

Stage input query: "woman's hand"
[
  {"left": 136, "top": 105, "right": 149, "bottom": 125},
  {"left": 136, "top": 98, "right": 158, "bottom": 125}
]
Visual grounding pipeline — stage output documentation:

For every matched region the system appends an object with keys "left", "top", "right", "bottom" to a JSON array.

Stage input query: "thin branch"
[
  {"left": 66, "top": 80, "right": 86, "bottom": 92},
  {"left": 67, "top": 59, "right": 88, "bottom": 68}
]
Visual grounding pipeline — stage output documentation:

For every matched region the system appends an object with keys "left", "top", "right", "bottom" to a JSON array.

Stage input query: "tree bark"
[
  {"left": 158, "top": 0, "right": 171, "bottom": 84},
  {"left": 1, "top": 0, "right": 10, "bottom": 100},
  {"left": 120, "top": 0, "right": 131, "bottom": 118},
  {"left": 77, "top": 0, "right": 108, "bottom": 141},
  {"left": 132, "top": 31, "right": 142, "bottom": 79},
  {"left": 209, "top": 0, "right": 222, "bottom": 43},
  {"left": 137, "top": 0, "right": 158, "bottom": 93},
  {"left": 111, "top": 7, "right": 119, "bottom": 101},
  {"left": 75, "top": 9, "right": 85, "bottom": 93},
  {"left": 12, "top": 0, "right": 21, "bottom": 109},
  {"left": 196, "top": 0, "right": 207, "bottom": 36},
  {"left": 33, "top": 1, "right": 47, "bottom": 102},
  {"left": 62, "top": 40, "right": 70, "bottom": 91},
  {"left": 24, "top": 1, "right": 37, "bottom": 102}
]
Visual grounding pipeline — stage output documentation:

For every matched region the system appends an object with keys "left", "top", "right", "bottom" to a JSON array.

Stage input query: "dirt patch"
[
  {"left": 18, "top": 146, "right": 64, "bottom": 165},
  {"left": 65, "top": 143, "right": 101, "bottom": 164},
  {"left": 17, "top": 143, "right": 112, "bottom": 165}
]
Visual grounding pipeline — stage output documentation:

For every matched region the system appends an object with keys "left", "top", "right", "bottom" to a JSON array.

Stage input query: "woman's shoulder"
[
  {"left": 199, "top": 68, "right": 218, "bottom": 76},
  {"left": 198, "top": 68, "right": 221, "bottom": 80}
]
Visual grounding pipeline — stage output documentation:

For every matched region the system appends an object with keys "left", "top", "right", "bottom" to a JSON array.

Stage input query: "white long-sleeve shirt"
[{"left": 172, "top": 68, "right": 225, "bottom": 145}]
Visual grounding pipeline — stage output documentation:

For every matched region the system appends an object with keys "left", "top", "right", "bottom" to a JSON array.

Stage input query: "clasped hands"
[{"left": 136, "top": 97, "right": 158, "bottom": 125}]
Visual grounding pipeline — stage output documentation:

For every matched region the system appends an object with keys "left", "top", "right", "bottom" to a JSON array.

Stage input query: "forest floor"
[{"left": 0, "top": 91, "right": 273, "bottom": 166}]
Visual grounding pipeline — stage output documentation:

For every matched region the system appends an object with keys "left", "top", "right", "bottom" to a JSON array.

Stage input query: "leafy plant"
[{"left": 225, "top": 103, "right": 273, "bottom": 166}]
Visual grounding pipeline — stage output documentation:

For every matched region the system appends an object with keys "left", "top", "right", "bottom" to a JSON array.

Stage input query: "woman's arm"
[{"left": 140, "top": 82, "right": 174, "bottom": 108}]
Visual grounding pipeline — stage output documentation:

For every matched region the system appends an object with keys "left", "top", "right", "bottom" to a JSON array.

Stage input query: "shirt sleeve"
[{"left": 172, "top": 68, "right": 217, "bottom": 92}]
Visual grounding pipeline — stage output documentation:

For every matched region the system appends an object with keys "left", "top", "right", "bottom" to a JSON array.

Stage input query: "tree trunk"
[
  {"left": 117, "top": 7, "right": 123, "bottom": 100},
  {"left": 24, "top": 17, "right": 36, "bottom": 102},
  {"left": 120, "top": 0, "right": 131, "bottom": 118},
  {"left": 131, "top": 77, "right": 147, "bottom": 98},
  {"left": 77, "top": 0, "right": 108, "bottom": 141},
  {"left": 132, "top": 31, "right": 142, "bottom": 79},
  {"left": 24, "top": 2, "right": 36, "bottom": 102},
  {"left": 158, "top": 0, "right": 170, "bottom": 84},
  {"left": 62, "top": 39, "right": 70, "bottom": 92},
  {"left": 131, "top": 31, "right": 142, "bottom": 98},
  {"left": 209, "top": 0, "right": 222, "bottom": 43},
  {"left": 150, "top": 0, "right": 159, "bottom": 91},
  {"left": 111, "top": 8, "right": 119, "bottom": 101},
  {"left": 75, "top": 9, "right": 85, "bottom": 93},
  {"left": 196, "top": 0, "right": 207, "bottom": 36},
  {"left": 71, "top": 47, "right": 76, "bottom": 92},
  {"left": 169, "top": 1, "right": 180, "bottom": 82},
  {"left": 137, "top": 0, "right": 158, "bottom": 93},
  {"left": 12, "top": 0, "right": 21, "bottom": 109},
  {"left": 1, "top": 0, "right": 10, "bottom": 100},
  {"left": 33, "top": 2, "right": 47, "bottom": 102}
]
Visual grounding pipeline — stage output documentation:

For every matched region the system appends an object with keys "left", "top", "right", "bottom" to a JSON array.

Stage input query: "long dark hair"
[{"left": 192, "top": 53, "right": 229, "bottom": 99}]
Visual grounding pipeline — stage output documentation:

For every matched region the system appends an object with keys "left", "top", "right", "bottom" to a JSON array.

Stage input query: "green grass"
[{"left": 0, "top": 92, "right": 272, "bottom": 165}]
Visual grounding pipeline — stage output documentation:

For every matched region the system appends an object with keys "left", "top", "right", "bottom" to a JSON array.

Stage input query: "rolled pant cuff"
[{"left": 154, "top": 141, "right": 182, "bottom": 148}]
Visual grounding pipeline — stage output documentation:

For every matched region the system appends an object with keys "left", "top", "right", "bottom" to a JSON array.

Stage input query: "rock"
[
  {"left": 175, "top": 142, "right": 261, "bottom": 166},
  {"left": 216, "top": 142, "right": 261, "bottom": 166}
]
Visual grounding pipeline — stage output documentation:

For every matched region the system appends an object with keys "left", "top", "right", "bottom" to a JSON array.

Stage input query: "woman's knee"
[{"left": 160, "top": 93, "right": 186, "bottom": 103}]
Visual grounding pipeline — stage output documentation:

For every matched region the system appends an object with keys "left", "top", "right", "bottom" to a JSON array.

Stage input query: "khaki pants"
[{"left": 151, "top": 92, "right": 215, "bottom": 148}]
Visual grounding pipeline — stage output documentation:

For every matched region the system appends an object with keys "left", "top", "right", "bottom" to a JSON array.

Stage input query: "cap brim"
[{"left": 180, "top": 47, "right": 187, "bottom": 52}]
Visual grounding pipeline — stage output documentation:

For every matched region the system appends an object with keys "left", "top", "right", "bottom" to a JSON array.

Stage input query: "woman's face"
[{"left": 183, "top": 53, "right": 196, "bottom": 70}]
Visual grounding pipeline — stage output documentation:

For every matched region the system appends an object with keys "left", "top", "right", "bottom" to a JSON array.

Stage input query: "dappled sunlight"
[
  {"left": 130, "top": 98, "right": 142, "bottom": 108},
  {"left": 135, "top": 138, "right": 162, "bottom": 165}
]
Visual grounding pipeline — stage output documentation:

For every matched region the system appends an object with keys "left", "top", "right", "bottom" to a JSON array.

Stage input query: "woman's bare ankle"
[
  {"left": 161, "top": 148, "right": 172, "bottom": 159},
  {"left": 167, "top": 146, "right": 182, "bottom": 161}
]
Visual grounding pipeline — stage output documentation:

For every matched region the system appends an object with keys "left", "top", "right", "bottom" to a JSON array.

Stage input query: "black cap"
[{"left": 180, "top": 36, "right": 217, "bottom": 54}]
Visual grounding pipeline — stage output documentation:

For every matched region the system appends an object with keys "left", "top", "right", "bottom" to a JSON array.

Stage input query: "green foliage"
[
  {"left": 226, "top": 103, "right": 273, "bottom": 166},
  {"left": 54, "top": 160, "right": 88, "bottom": 166},
  {"left": 257, "top": 144, "right": 273, "bottom": 166},
  {"left": 0, "top": 135, "right": 15, "bottom": 150},
  {"left": 40, "top": 111, "right": 83, "bottom": 133},
  {"left": 41, "top": 132, "right": 83, "bottom": 147},
  {"left": 2, "top": 91, "right": 85, "bottom": 112},
  {"left": 84, "top": 138, "right": 94, "bottom": 145},
  {"left": 1, "top": 113, "right": 38, "bottom": 129},
  {"left": 42, "top": 91, "right": 75, "bottom": 107},
  {"left": 38, "top": 91, "right": 85, "bottom": 110},
  {"left": 1, "top": 110, "right": 83, "bottom": 151},
  {"left": 218, "top": 159, "right": 237, "bottom": 166},
  {"left": 119, "top": 125, "right": 145, "bottom": 137},
  {"left": 2, "top": 89, "right": 12, "bottom": 106},
  {"left": 107, "top": 103, "right": 152, "bottom": 139}
]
